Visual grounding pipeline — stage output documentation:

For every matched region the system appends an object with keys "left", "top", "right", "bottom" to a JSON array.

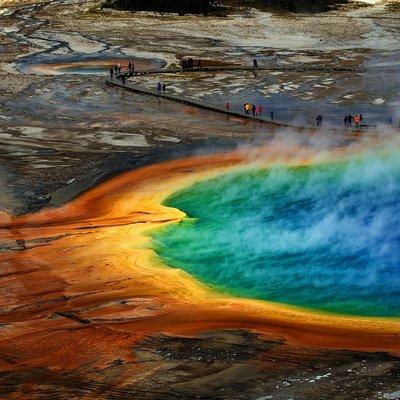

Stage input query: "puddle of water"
[{"left": 19, "top": 56, "right": 165, "bottom": 75}]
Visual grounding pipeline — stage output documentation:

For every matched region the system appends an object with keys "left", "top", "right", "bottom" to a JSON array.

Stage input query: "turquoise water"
[{"left": 152, "top": 153, "right": 400, "bottom": 317}]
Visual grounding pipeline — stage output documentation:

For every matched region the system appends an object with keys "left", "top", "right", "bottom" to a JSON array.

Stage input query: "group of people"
[
  {"left": 316, "top": 114, "right": 323, "bottom": 127},
  {"left": 128, "top": 62, "right": 135, "bottom": 73},
  {"left": 344, "top": 114, "right": 363, "bottom": 128},
  {"left": 242, "top": 102, "right": 263, "bottom": 117},
  {"left": 317, "top": 114, "right": 365, "bottom": 128},
  {"left": 224, "top": 102, "right": 274, "bottom": 120},
  {"left": 109, "top": 63, "right": 121, "bottom": 79},
  {"left": 109, "top": 61, "right": 136, "bottom": 82},
  {"left": 157, "top": 81, "right": 167, "bottom": 94},
  {"left": 181, "top": 58, "right": 202, "bottom": 69}
]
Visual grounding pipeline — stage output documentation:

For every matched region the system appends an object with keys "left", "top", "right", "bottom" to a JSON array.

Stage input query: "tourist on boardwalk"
[
  {"left": 128, "top": 62, "right": 132, "bottom": 72},
  {"left": 114, "top": 65, "right": 118, "bottom": 75},
  {"left": 347, "top": 114, "right": 352, "bottom": 127},
  {"left": 109, "top": 67, "right": 114, "bottom": 80},
  {"left": 162, "top": 83, "right": 166, "bottom": 94},
  {"left": 344, "top": 115, "right": 348, "bottom": 126},
  {"left": 121, "top": 74, "right": 126, "bottom": 85},
  {"left": 354, "top": 115, "right": 361, "bottom": 129},
  {"left": 270, "top": 111, "right": 274, "bottom": 121},
  {"left": 157, "top": 82, "right": 162, "bottom": 94},
  {"left": 197, "top": 59, "right": 202, "bottom": 69},
  {"left": 226, "top": 102, "right": 230, "bottom": 111},
  {"left": 253, "top": 58, "right": 258, "bottom": 69},
  {"left": 252, "top": 104, "right": 256, "bottom": 117},
  {"left": 316, "top": 115, "right": 323, "bottom": 127},
  {"left": 245, "top": 103, "right": 252, "bottom": 115},
  {"left": 257, "top": 105, "right": 263, "bottom": 116},
  {"left": 117, "top": 62, "right": 121, "bottom": 74}
]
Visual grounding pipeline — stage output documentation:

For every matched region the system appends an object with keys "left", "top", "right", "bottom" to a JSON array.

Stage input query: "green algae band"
[{"left": 153, "top": 152, "right": 400, "bottom": 317}]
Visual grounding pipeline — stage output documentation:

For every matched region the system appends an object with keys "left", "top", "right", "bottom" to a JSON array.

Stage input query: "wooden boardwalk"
[
  {"left": 123, "top": 65, "right": 366, "bottom": 76},
  {"left": 105, "top": 75, "right": 313, "bottom": 131},
  {"left": 105, "top": 65, "right": 366, "bottom": 131}
]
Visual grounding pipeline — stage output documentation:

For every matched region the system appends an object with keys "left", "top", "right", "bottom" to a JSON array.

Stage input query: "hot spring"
[
  {"left": 18, "top": 57, "right": 165, "bottom": 75},
  {"left": 152, "top": 151, "right": 400, "bottom": 317}
]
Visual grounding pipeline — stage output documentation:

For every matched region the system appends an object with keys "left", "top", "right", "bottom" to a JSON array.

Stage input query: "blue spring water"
[{"left": 152, "top": 152, "right": 400, "bottom": 317}]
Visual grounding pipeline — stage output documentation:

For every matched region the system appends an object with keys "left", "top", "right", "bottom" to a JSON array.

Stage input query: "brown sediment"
[{"left": 0, "top": 144, "right": 399, "bottom": 363}]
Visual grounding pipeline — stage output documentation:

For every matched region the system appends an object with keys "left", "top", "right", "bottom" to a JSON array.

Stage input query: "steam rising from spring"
[{"left": 153, "top": 148, "right": 400, "bottom": 317}]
